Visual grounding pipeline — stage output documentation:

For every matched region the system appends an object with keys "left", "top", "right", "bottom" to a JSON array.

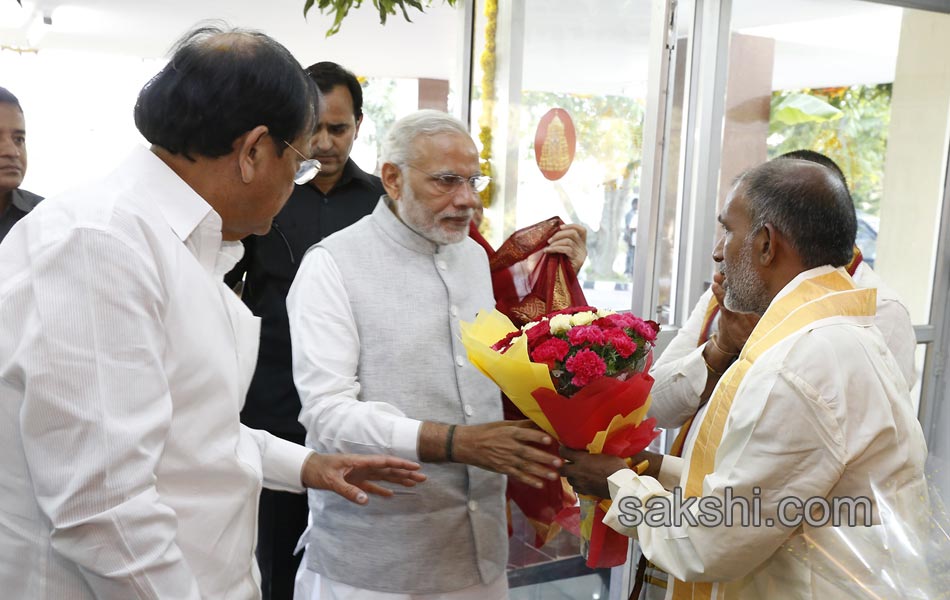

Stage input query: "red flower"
[
  {"left": 547, "top": 305, "right": 598, "bottom": 317},
  {"left": 604, "top": 328, "right": 637, "bottom": 358},
  {"left": 567, "top": 325, "right": 606, "bottom": 346},
  {"left": 525, "top": 319, "right": 552, "bottom": 346},
  {"left": 531, "top": 338, "right": 570, "bottom": 366},
  {"left": 492, "top": 329, "right": 522, "bottom": 352},
  {"left": 565, "top": 349, "right": 607, "bottom": 388}
]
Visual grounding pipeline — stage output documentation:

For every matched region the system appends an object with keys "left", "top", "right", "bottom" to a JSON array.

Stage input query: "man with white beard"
[{"left": 287, "top": 110, "right": 563, "bottom": 599}]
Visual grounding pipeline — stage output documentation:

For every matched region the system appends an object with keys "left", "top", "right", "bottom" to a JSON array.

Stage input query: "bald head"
[{"left": 737, "top": 159, "right": 856, "bottom": 269}]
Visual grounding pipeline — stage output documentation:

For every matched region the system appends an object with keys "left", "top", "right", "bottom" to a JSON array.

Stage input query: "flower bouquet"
[
  {"left": 471, "top": 216, "right": 588, "bottom": 547},
  {"left": 461, "top": 305, "right": 660, "bottom": 568}
]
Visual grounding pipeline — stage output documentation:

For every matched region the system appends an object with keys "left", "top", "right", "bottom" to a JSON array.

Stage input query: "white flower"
[
  {"left": 596, "top": 308, "right": 615, "bottom": 318},
  {"left": 549, "top": 314, "right": 573, "bottom": 334},
  {"left": 569, "top": 311, "right": 596, "bottom": 326}
]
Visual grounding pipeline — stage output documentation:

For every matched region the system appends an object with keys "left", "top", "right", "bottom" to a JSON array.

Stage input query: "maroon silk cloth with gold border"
[{"left": 469, "top": 216, "right": 588, "bottom": 546}]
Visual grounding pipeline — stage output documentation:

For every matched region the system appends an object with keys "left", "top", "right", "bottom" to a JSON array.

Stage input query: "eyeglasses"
[
  {"left": 283, "top": 140, "right": 322, "bottom": 185},
  {"left": 407, "top": 164, "right": 491, "bottom": 194}
]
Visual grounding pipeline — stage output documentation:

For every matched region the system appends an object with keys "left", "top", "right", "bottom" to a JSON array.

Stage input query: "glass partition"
[
  {"left": 712, "top": 0, "right": 950, "bottom": 413},
  {"left": 470, "top": 1, "right": 675, "bottom": 596},
  {"left": 473, "top": 0, "right": 658, "bottom": 315}
]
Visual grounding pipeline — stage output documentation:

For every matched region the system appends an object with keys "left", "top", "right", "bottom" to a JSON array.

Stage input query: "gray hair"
[
  {"left": 737, "top": 159, "right": 856, "bottom": 269},
  {"left": 380, "top": 109, "right": 472, "bottom": 166}
]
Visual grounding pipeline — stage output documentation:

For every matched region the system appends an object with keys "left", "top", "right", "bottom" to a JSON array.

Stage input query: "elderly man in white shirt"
[
  {"left": 650, "top": 150, "right": 916, "bottom": 437},
  {"left": 560, "top": 159, "right": 929, "bottom": 599},
  {"left": 0, "top": 26, "right": 423, "bottom": 600},
  {"left": 288, "top": 110, "right": 565, "bottom": 600}
]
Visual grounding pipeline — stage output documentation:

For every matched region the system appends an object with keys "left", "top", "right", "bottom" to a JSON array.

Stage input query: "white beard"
[{"left": 396, "top": 179, "right": 471, "bottom": 245}]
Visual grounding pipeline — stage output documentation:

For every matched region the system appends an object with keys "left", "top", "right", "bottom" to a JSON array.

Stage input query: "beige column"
[
  {"left": 877, "top": 9, "right": 950, "bottom": 323},
  {"left": 717, "top": 33, "right": 775, "bottom": 209}
]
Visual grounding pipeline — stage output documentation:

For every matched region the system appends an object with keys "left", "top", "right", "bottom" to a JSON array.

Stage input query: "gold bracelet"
[
  {"left": 703, "top": 354, "right": 725, "bottom": 376},
  {"left": 709, "top": 333, "right": 739, "bottom": 358}
]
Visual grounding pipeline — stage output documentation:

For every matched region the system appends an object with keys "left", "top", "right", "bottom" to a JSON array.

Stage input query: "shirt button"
[
  {"left": 464, "top": 404, "right": 474, "bottom": 416},
  {"left": 468, "top": 500, "right": 478, "bottom": 512},
  {"left": 436, "top": 260, "right": 448, "bottom": 271},
  {"left": 455, "top": 355, "right": 464, "bottom": 367},
  {"left": 450, "top": 305, "right": 459, "bottom": 317}
]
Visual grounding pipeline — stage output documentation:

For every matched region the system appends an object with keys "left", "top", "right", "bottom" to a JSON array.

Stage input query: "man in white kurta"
[
  {"left": 649, "top": 256, "right": 917, "bottom": 432},
  {"left": 288, "top": 110, "right": 563, "bottom": 600},
  {"left": 561, "top": 159, "right": 929, "bottom": 599},
  {"left": 650, "top": 151, "right": 916, "bottom": 432},
  {"left": 0, "top": 28, "right": 422, "bottom": 600}
]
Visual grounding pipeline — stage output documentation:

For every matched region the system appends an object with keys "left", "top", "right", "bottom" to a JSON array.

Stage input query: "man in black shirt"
[
  {"left": 0, "top": 87, "right": 42, "bottom": 243},
  {"left": 225, "top": 61, "right": 381, "bottom": 600}
]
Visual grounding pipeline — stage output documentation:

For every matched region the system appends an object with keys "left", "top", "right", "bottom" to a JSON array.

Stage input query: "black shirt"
[
  {"left": 0, "top": 188, "right": 43, "bottom": 244},
  {"left": 226, "top": 159, "right": 383, "bottom": 436}
]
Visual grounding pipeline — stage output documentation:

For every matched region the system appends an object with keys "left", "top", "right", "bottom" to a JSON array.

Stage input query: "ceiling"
[
  {"left": 0, "top": 0, "right": 461, "bottom": 79},
  {"left": 0, "top": 0, "right": 912, "bottom": 92}
]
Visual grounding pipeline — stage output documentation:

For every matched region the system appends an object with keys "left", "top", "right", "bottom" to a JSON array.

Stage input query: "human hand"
[
  {"left": 560, "top": 448, "right": 664, "bottom": 498},
  {"left": 558, "top": 447, "right": 627, "bottom": 498},
  {"left": 453, "top": 420, "right": 563, "bottom": 488},
  {"left": 544, "top": 223, "right": 588, "bottom": 274},
  {"left": 711, "top": 271, "right": 759, "bottom": 354},
  {"left": 301, "top": 453, "right": 426, "bottom": 505}
]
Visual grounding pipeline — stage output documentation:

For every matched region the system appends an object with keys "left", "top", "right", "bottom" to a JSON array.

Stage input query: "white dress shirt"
[
  {"left": 288, "top": 248, "right": 422, "bottom": 461},
  {"left": 605, "top": 267, "right": 929, "bottom": 599},
  {"left": 0, "top": 146, "right": 312, "bottom": 599},
  {"left": 287, "top": 200, "right": 507, "bottom": 598},
  {"left": 648, "top": 262, "right": 917, "bottom": 429}
]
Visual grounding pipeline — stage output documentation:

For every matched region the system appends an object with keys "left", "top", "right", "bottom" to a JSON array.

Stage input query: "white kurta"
[
  {"left": 648, "top": 262, "right": 917, "bottom": 429},
  {"left": 0, "top": 146, "right": 312, "bottom": 599},
  {"left": 605, "top": 267, "right": 929, "bottom": 599}
]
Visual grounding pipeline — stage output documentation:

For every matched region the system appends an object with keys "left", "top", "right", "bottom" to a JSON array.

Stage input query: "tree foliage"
[
  {"left": 303, "top": 0, "right": 457, "bottom": 36},
  {"left": 767, "top": 84, "right": 892, "bottom": 215}
]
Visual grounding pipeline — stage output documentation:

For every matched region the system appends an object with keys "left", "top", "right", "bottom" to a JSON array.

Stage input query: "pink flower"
[
  {"left": 604, "top": 328, "right": 637, "bottom": 358},
  {"left": 565, "top": 348, "right": 607, "bottom": 388},
  {"left": 531, "top": 338, "right": 570, "bottom": 366},
  {"left": 630, "top": 318, "right": 660, "bottom": 342},
  {"left": 596, "top": 313, "right": 659, "bottom": 343},
  {"left": 567, "top": 325, "right": 606, "bottom": 346},
  {"left": 597, "top": 313, "right": 634, "bottom": 329}
]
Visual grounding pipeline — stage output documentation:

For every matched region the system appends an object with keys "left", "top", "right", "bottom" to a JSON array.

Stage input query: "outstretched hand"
[
  {"left": 544, "top": 224, "right": 588, "bottom": 274},
  {"left": 301, "top": 453, "right": 426, "bottom": 505},
  {"left": 453, "top": 420, "right": 563, "bottom": 489}
]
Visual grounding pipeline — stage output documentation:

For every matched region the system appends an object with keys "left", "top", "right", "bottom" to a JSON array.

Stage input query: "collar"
[
  {"left": 124, "top": 145, "right": 215, "bottom": 243},
  {"left": 121, "top": 146, "right": 236, "bottom": 275},
  {"left": 373, "top": 195, "right": 446, "bottom": 256},
  {"left": 10, "top": 188, "right": 42, "bottom": 213},
  {"left": 769, "top": 265, "right": 844, "bottom": 307},
  {"left": 338, "top": 157, "right": 378, "bottom": 188}
]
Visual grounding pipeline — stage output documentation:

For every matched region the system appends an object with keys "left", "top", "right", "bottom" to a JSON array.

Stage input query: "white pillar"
[{"left": 876, "top": 9, "right": 950, "bottom": 323}]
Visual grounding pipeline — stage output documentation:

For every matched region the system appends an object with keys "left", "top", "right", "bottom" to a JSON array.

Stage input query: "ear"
[
  {"left": 758, "top": 223, "right": 777, "bottom": 266},
  {"left": 380, "top": 162, "right": 403, "bottom": 200},
  {"left": 236, "top": 125, "right": 270, "bottom": 184},
  {"left": 354, "top": 114, "right": 363, "bottom": 139}
]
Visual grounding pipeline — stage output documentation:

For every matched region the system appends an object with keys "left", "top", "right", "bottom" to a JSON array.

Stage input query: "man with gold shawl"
[{"left": 560, "top": 159, "right": 929, "bottom": 599}]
